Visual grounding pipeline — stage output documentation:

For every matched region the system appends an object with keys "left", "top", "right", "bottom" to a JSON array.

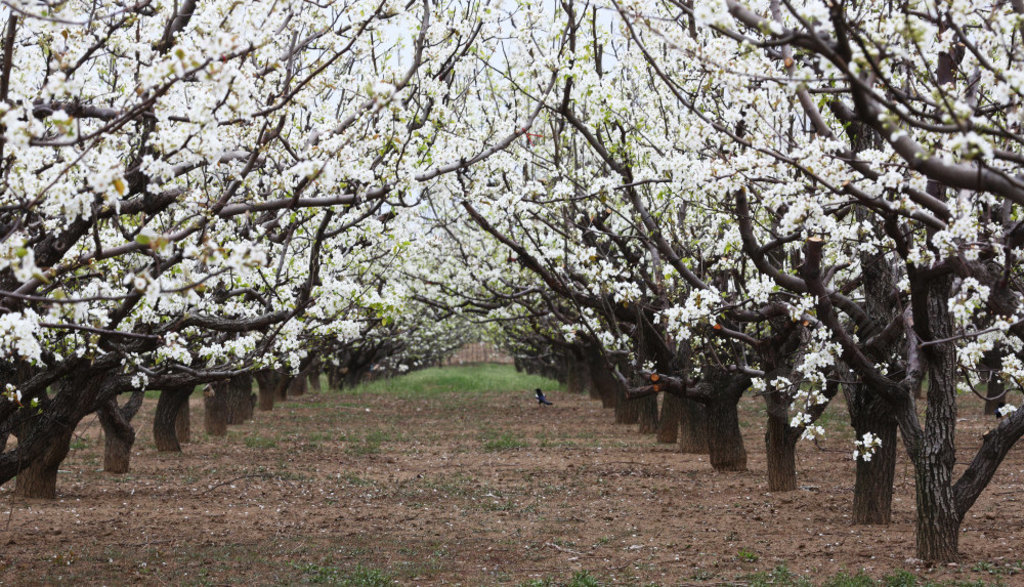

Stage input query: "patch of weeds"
[
  {"left": 347, "top": 429, "right": 389, "bottom": 455},
  {"left": 339, "top": 565, "right": 395, "bottom": 586},
  {"left": 343, "top": 473, "right": 373, "bottom": 486},
  {"left": 690, "top": 569, "right": 715, "bottom": 581},
  {"left": 566, "top": 570, "right": 602, "bottom": 587},
  {"left": 737, "top": 547, "right": 760, "bottom": 562},
  {"left": 742, "top": 565, "right": 811, "bottom": 587},
  {"left": 883, "top": 569, "right": 919, "bottom": 586},
  {"left": 69, "top": 436, "right": 89, "bottom": 450},
  {"left": 244, "top": 436, "right": 277, "bottom": 449},
  {"left": 482, "top": 430, "right": 526, "bottom": 452},
  {"left": 824, "top": 570, "right": 876, "bottom": 587}
]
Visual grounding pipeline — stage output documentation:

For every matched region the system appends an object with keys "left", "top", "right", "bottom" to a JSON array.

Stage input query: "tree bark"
[
  {"left": 307, "top": 365, "right": 322, "bottom": 393},
  {"left": 154, "top": 386, "right": 192, "bottom": 451},
  {"left": 764, "top": 391, "right": 797, "bottom": 492},
  {"left": 702, "top": 371, "right": 749, "bottom": 472},
  {"left": 97, "top": 391, "right": 144, "bottom": 474},
  {"left": 911, "top": 272, "right": 961, "bottom": 562},
  {"left": 615, "top": 383, "right": 640, "bottom": 424},
  {"left": 678, "top": 399, "right": 709, "bottom": 454},
  {"left": 288, "top": 374, "right": 308, "bottom": 397},
  {"left": 204, "top": 383, "right": 228, "bottom": 437},
  {"left": 275, "top": 373, "right": 291, "bottom": 401},
  {"left": 176, "top": 393, "right": 191, "bottom": 444},
  {"left": 848, "top": 386, "right": 898, "bottom": 524},
  {"left": 657, "top": 394, "right": 682, "bottom": 444},
  {"left": 225, "top": 374, "right": 254, "bottom": 424},
  {"left": 14, "top": 425, "right": 74, "bottom": 499},
  {"left": 983, "top": 365, "right": 1003, "bottom": 416},
  {"left": 255, "top": 370, "right": 277, "bottom": 411},
  {"left": 705, "top": 395, "right": 747, "bottom": 471},
  {"left": 636, "top": 394, "right": 659, "bottom": 434}
]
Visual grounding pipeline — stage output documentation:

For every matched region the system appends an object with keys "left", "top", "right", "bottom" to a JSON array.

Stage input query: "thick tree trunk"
[
  {"left": 910, "top": 271, "right": 961, "bottom": 562},
  {"left": 14, "top": 425, "right": 74, "bottom": 498},
  {"left": 983, "top": 367, "right": 1003, "bottom": 416},
  {"left": 255, "top": 370, "right": 277, "bottom": 411},
  {"left": 705, "top": 395, "right": 747, "bottom": 471},
  {"left": 614, "top": 385, "right": 640, "bottom": 424},
  {"left": 154, "top": 386, "right": 192, "bottom": 452},
  {"left": 176, "top": 395, "right": 191, "bottom": 444},
  {"left": 327, "top": 365, "right": 343, "bottom": 390},
  {"left": 204, "top": 383, "right": 228, "bottom": 437},
  {"left": 97, "top": 391, "right": 144, "bottom": 474},
  {"left": 307, "top": 365, "right": 322, "bottom": 393},
  {"left": 657, "top": 394, "right": 682, "bottom": 444},
  {"left": 225, "top": 374, "right": 254, "bottom": 424},
  {"left": 848, "top": 387, "right": 898, "bottom": 524},
  {"left": 275, "top": 374, "right": 290, "bottom": 401},
  {"left": 764, "top": 391, "right": 797, "bottom": 492},
  {"left": 678, "top": 399, "right": 709, "bottom": 454},
  {"left": 586, "top": 354, "right": 618, "bottom": 409},
  {"left": 636, "top": 394, "right": 659, "bottom": 434},
  {"left": 288, "top": 374, "right": 308, "bottom": 397}
]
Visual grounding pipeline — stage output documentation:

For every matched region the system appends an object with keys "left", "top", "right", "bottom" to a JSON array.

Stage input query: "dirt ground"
[{"left": 1, "top": 373, "right": 1022, "bottom": 585}]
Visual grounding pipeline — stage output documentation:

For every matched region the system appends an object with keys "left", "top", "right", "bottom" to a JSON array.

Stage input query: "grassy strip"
[{"left": 338, "top": 364, "right": 563, "bottom": 398}]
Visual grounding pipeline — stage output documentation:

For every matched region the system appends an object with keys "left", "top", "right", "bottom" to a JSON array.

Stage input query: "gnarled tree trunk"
[
  {"left": 764, "top": 391, "right": 797, "bottom": 492},
  {"left": 255, "top": 370, "right": 277, "bottom": 411},
  {"left": 225, "top": 374, "right": 254, "bottom": 425},
  {"left": 657, "top": 394, "right": 682, "bottom": 444},
  {"left": 14, "top": 425, "right": 74, "bottom": 499},
  {"left": 678, "top": 399, "right": 709, "bottom": 454},
  {"left": 848, "top": 387, "right": 898, "bottom": 524},
  {"left": 636, "top": 395, "right": 659, "bottom": 434},
  {"left": 288, "top": 374, "right": 308, "bottom": 397},
  {"left": 154, "top": 386, "right": 192, "bottom": 451},
  {"left": 98, "top": 391, "right": 145, "bottom": 474},
  {"left": 204, "top": 383, "right": 228, "bottom": 437},
  {"left": 701, "top": 371, "right": 749, "bottom": 472}
]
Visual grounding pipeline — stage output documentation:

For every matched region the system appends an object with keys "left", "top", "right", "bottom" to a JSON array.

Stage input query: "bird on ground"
[{"left": 535, "top": 388, "right": 552, "bottom": 406}]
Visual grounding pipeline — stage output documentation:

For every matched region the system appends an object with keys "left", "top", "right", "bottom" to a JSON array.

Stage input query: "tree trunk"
[
  {"left": 585, "top": 352, "right": 617, "bottom": 408},
  {"left": 204, "top": 383, "right": 228, "bottom": 437},
  {"left": 701, "top": 372, "right": 749, "bottom": 472},
  {"left": 615, "top": 387, "right": 640, "bottom": 424},
  {"left": 910, "top": 271, "right": 961, "bottom": 562},
  {"left": 764, "top": 391, "right": 797, "bottom": 492},
  {"left": 288, "top": 374, "right": 308, "bottom": 397},
  {"left": 636, "top": 394, "right": 659, "bottom": 434},
  {"left": 255, "top": 370, "right": 277, "bottom": 411},
  {"left": 327, "top": 365, "right": 343, "bottom": 390},
  {"left": 275, "top": 374, "right": 291, "bottom": 401},
  {"left": 307, "top": 366, "right": 322, "bottom": 393},
  {"left": 678, "top": 399, "right": 709, "bottom": 454},
  {"left": 705, "top": 395, "right": 747, "bottom": 471},
  {"left": 14, "top": 425, "right": 74, "bottom": 499},
  {"left": 97, "top": 391, "right": 144, "bottom": 474},
  {"left": 225, "top": 374, "right": 254, "bottom": 424},
  {"left": 176, "top": 394, "right": 191, "bottom": 444},
  {"left": 154, "top": 387, "right": 192, "bottom": 452},
  {"left": 657, "top": 394, "right": 682, "bottom": 444},
  {"left": 983, "top": 366, "right": 1003, "bottom": 416},
  {"left": 848, "top": 386, "right": 898, "bottom": 524}
]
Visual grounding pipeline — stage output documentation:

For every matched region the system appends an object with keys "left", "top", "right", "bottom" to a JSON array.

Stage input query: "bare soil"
[{"left": 1, "top": 379, "right": 1022, "bottom": 585}]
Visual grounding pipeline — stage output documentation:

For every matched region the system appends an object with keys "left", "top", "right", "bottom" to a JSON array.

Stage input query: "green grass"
[
  {"left": 339, "top": 364, "right": 561, "bottom": 398},
  {"left": 481, "top": 430, "right": 527, "bottom": 452}
]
